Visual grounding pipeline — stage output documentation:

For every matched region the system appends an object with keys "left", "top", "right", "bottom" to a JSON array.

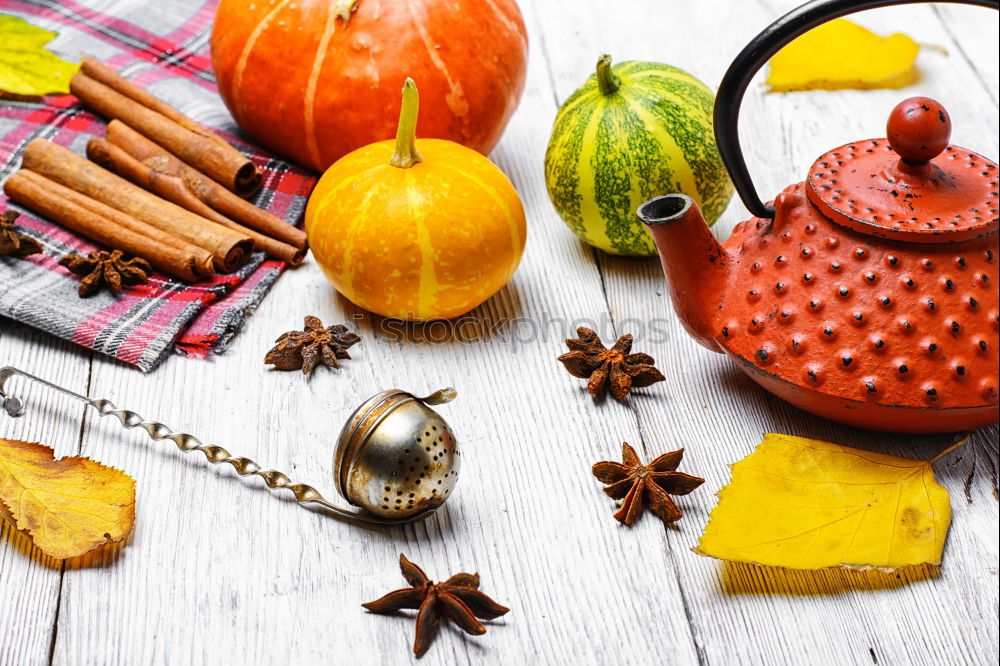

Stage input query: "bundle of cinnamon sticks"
[{"left": 3, "top": 56, "right": 307, "bottom": 283}]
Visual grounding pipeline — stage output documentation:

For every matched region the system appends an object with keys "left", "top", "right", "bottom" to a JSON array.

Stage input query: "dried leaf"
[
  {"left": 766, "top": 19, "right": 923, "bottom": 92},
  {"left": 695, "top": 433, "right": 951, "bottom": 570},
  {"left": 0, "top": 15, "right": 79, "bottom": 96},
  {"left": 0, "top": 437, "right": 135, "bottom": 559}
]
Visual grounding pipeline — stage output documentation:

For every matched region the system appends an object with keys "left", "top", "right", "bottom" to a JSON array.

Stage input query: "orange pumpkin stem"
[
  {"left": 390, "top": 78, "right": 423, "bottom": 169},
  {"left": 332, "top": 0, "right": 359, "bottom": 26},
  {"left": 596, "top": 54, "right": 621, "bottom": 96}
]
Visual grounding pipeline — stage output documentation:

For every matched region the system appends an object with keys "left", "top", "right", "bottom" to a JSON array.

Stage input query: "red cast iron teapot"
[{"left": 637, "top": 0, "right": 999, "bottom": 433}]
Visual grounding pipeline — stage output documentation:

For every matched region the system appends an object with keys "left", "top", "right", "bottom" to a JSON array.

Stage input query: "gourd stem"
[
  {"left": 596, "top": 54, "right": 621, "bottom": 96},
  {"left": 390, "top": 78, "right": 423, "bottom": 169}
]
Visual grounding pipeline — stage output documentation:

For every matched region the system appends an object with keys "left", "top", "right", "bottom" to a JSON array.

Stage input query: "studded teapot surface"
[{"left": 637, "top": 0, "right": 999, "bottom": 433}]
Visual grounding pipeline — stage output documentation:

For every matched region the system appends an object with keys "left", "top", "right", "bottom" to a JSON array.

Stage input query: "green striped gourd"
[{"left": 544, "top": 55, "right": 732, "bottom": 256}]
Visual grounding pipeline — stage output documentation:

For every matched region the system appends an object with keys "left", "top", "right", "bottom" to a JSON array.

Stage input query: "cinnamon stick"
[
  {"left": 22, "top": 138, "right": 253, "bottom": 273},
  {"left": 80, "top": 56, "right": 224, "bottom": 143},
  {"left": 4, "top": 171, "right": 210, "bottom": 283},
  {"left": 106, "top": 120, "right": 307, "bottom": 250},
  {"left": 87, "top": 136, "right": 305, "bottom": 266},
  {"left": 8, "top": 169, "right": 214, "bottom": 278},
  {"left": 69, "top": 69, "right": 262, "bottom": 197}
]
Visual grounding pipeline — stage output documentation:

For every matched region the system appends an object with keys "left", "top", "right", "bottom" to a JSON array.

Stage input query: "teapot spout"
[{"left": 637, "top": 194, "right": 729, "bottom": 352}]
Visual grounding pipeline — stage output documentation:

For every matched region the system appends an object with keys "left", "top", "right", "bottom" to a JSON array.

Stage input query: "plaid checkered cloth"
[{"left": 0, "top": 0, "right": 315, "bottom": 372}]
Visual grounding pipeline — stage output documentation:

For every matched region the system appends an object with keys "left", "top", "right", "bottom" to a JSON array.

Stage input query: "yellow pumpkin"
[{"left": 306, "top": 79, "right": 527, "bottom": 321}]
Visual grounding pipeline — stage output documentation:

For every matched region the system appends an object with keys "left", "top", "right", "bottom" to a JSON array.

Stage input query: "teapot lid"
[{"left": 806, "top": 97, "right": 998, "bottom": 243}]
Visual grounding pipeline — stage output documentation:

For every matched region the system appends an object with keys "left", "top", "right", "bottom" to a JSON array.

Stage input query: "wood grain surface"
[{"left": 1, "top": 1, "right": 997, "bottom": 665}]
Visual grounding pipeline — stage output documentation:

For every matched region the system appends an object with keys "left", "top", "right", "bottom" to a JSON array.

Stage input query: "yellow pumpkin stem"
[
  {"left": 390, "top": 78, "right": 423, "bottom": 169},
  {"left": 596, "top": 54, "right": 621, "bottom": 96}
]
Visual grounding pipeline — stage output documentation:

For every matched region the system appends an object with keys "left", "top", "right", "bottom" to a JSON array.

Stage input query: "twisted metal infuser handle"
[{"left": 0, "top": 366, "right": 434, "bottom": 527}]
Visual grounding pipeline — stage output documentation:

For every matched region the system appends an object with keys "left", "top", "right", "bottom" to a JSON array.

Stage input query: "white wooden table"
[{"left": 2, "top": 1, "right": 998, "bottom": 664}]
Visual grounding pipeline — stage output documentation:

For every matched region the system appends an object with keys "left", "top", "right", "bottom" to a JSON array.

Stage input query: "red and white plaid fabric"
[{"left": 0, "top": 0, "right": 316, "bottom": 371}]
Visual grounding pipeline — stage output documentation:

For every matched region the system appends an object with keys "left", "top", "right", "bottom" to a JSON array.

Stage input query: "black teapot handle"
[{"left": 715, "top": 0, "right": 999, "bottom": 220}]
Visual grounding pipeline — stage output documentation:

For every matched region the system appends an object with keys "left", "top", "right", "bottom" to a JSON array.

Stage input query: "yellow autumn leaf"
[
  {"left": 0, "top": 14, "right": 80, "bottom": 96},
  {"left": 0, "top": 437, "right": 135, "bottom": 560},
  {"left": 767, "top": 19, "right": 922, "bottom": 92},
  {"left": 695, "top": 433, "right": 951, "bottom": 570}
]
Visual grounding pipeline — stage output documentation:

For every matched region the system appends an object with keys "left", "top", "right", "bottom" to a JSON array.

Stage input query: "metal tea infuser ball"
[{"left": 0, "top": 366, "right": 459, "bottom": 526}]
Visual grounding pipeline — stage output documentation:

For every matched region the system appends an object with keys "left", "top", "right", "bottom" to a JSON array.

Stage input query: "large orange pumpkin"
[{"left": 210, "top": 0, "right": 529, "bottom": 171}]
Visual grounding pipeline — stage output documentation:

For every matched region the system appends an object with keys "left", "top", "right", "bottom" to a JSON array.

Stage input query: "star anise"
[
  {"left": 558, "top": 327, "right": 665, "bottom": 400},
  {"left": 264, "top": 315, "right": 361, "bottom": 374},
  {"left": 363, "top": 554, "right": 510, "bottom": 657},
  {"left": 593, "top": 442, "right": 704, "bottom": 526},
  {"left": 59, "top": 250, "right": 151, "bottom": 297},
  {"left": 0, "top": 210, "right": 43, "bottom": 258}
]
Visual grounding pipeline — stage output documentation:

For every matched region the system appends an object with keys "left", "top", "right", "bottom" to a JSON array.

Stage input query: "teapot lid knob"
[
  {"left": 805, "top": 96, "right": 997, "bottom": 244},
  {"left": 886, "top": 97, "right": 952, "bottom": 165}
]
